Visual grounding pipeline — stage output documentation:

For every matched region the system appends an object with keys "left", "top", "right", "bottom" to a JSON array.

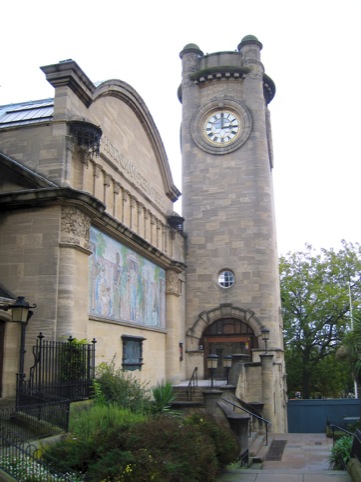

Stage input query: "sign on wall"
[{"left": 89, "top": 227, "right": 166, "bottom": 328}]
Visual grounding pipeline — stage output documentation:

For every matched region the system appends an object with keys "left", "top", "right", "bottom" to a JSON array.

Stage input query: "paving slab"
[{"left": 217, "top": 433, "right": 352, "bottom": 482}]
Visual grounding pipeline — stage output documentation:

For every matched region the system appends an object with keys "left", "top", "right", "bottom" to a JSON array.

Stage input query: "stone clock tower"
[{"left": 179, "top": 36, "right": 287, "bottom": 432}]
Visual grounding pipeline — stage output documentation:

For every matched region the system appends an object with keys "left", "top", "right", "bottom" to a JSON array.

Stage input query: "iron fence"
[
  {"left": 0, "top": 427, "right": 79, "bottom": 481},
  {"left": 16, "top": 334, "right": 96, "bottom": 407},
  {"left": 0, "top": 401, "right": 70, "bottom": 441}
]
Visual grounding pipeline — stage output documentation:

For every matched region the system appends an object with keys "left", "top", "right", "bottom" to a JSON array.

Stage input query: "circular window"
[{"left": 218, "top": 270, "right": 235, "bottom": 288}]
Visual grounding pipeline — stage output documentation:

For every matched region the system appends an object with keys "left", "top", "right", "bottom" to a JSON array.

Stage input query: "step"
[
  {"left": 249, "top": 432, "right": 272, "bottom": 463},
  {"left": 173, "top": 386, "right": 205, "bottom": 403}
]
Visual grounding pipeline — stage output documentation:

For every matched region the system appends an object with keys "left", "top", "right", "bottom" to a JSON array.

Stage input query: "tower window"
[{"left": 218, "top": 271, "right": 235, "bottom": 288}]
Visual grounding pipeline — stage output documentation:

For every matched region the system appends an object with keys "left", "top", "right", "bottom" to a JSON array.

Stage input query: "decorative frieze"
[
  {"left": 100, "top": 134, "right": 165, "bottom": 210},
  {"left": 166, "top": 270, "right": 181, "bottom": 296},
  {"left": 60, "top": 207, "right": 91, "bottom": 249}
]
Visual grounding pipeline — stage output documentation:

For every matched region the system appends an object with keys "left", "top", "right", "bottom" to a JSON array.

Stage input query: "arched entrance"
[{"left": 201, "top": 318, "right": 258, "bottom": 379}]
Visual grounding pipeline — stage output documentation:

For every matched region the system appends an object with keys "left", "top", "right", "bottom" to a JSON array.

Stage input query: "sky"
[{"left": 1, "top": 0, "right": 360, "bottom": 256}]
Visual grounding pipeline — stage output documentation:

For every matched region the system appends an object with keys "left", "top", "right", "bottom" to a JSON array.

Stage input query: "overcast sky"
[{"left": 1, "top": 0, "right": 360, "bottom": 255}]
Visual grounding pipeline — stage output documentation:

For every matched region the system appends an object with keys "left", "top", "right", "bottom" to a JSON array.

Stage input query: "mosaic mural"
[{"left": 89, "top": 227, "right": 166, "bottom": 328}]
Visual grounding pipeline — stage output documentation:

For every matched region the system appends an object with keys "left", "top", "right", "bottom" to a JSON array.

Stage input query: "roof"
[
  {"left": 0, "top": 98, "right": 54, "bottom": 128},
  {"left": 0, "top": 283, "right": 16, "bottom": 302}
]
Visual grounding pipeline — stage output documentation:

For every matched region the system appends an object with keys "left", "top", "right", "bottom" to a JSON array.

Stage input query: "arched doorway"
[{"left": 201, "top": 318, "right": 258, "bottom": 379}]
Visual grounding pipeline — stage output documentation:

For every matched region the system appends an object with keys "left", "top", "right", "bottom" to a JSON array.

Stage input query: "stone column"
[
  {"left": 203, "top": 390, "right": 223, "bottom": 415},
  {"left": 229, "top": 353, "right": 250, "bottom": 387},
  {"left": 165, "top": 270, "right": 182, "bottom": 382},
  {"left": 260, "top": 353, "right": 274, "bottom": 427},
  {"left": 58, "top": 206, "right": 92, "bottom": 339}
]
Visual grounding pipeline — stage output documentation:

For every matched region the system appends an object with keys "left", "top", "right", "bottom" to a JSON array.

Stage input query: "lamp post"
[
  {"left": 223, "top": 355, "right": 232, "bottom": 385},
  {"left": 261, "top": 327, "right": 270, "bottom": 354},
  {"left": 0, "top": 296, "right": 36, "bottom": 374},
  {"left": 207, "top": 354, "right": 219, "bottom": 389}
]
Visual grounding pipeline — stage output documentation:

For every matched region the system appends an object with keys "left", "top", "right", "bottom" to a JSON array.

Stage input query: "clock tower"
[{"left": 179, "top": 36, "right": 287, "bottom": 432}]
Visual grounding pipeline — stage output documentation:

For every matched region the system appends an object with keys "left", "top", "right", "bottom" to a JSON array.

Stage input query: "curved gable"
[{"left": 90, "top": 80, "right": 180, "bottom": 204}]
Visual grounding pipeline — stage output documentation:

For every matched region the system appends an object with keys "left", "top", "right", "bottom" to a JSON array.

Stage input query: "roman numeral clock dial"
[{"left": 204, "top": 111, "right": 241, "bottom": 145}]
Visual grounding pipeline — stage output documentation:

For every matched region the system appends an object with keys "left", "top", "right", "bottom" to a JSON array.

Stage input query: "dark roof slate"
[{"left": 0, "top": 98, "right": 54, "bottom": 128}]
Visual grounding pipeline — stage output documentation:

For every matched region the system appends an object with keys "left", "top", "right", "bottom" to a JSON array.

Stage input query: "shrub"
[
  {"left": 329, "top": 435, "right": 353, "bottom": 469},
  {"left": 59, "top": 338, "right": 88, "bottom": 382},
  {"left": 69, "top": 403, "right": 147, "bottom": 440},
  {"left": 119, "top": 414, "right": 220, "bottom": 481},
  {"left": 93, "top": 360, "right": 151, "bottom": 412},
  {"left": 184, "top": 411, "right": 240, "bottom": 467},
  {"left": 151, "top": 381, "right": 178, "bottom": 414},
  {"left": 43, "top": 410, "right": 240, "bottom": 481}
]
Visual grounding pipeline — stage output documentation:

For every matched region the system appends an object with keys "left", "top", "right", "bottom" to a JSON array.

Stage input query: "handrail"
[
  {"left": 186, "top": 367, "right": 198, "bottom": 401},
  {"left": 220, "top": 396, "right": 272, "bottom": 446},
  {"left": 329, "top": 424, "right": 353, "bottom": 446}
]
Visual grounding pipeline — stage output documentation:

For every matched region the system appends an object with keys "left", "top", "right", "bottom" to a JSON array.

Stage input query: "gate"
[{"left": 16, "top": 333, "right": 97, "bottom": 407}]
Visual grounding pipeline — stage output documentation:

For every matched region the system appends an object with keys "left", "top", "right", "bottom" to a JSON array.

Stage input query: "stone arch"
[{"left": 186, "top": 303, "right": 264, "bottom": 352}]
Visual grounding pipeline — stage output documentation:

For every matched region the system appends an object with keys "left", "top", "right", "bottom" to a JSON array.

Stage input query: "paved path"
[{"left": 218, "top": 433, "right": 352, "bottom": 482}]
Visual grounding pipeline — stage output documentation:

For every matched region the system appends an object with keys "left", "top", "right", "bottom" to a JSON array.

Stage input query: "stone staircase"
[
  {"left": 248, "top": 431, "right": 272, "bottom": 465},
  {"left": 172, "top": 385, "right": 205, "bottom": 409}
]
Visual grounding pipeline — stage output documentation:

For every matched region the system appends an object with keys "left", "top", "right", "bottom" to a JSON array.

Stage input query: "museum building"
[{"left": 0, "top": 36, "right": 287, "bottom": 432}]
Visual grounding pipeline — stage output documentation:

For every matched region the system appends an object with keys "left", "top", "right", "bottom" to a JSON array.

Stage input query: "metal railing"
[
  {"left": 186, "top": 367, "right": 198, "bottom": 401},
  {"left": 0, "top": 427, "right": 75, "bottom": 481},
  {"left": 0, "top": 401, "right": 70, "bottom": 441},
  {"left": 351, "top": 428, "right": 361, "bottom": 463},
  {"left": 220, "top": 396, "right": 272, "bottom": 446},
  {"left": 328, "top": 423, "right": 354, "bottom": 446},
  {"left": 16, "top": 334, "right": 96, "bottom": 408}
]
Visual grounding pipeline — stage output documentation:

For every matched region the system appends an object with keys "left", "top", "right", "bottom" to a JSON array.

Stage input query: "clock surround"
[{"left": 191, "top": 99, "right": 252, "bottom": 155}]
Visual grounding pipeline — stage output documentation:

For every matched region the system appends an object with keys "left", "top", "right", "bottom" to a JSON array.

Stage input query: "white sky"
[{"left": 1, "top": 0, "right": 360, "bottom": 256}]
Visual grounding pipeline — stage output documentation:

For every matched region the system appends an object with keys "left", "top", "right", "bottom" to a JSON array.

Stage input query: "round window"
[{"left": 218, "top": 270, "right": 235, "bottom": 288}]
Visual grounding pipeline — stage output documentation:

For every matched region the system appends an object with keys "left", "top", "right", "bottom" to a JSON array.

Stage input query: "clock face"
[{"left": 204, "top": 111, "right": 241, "bottom": 145}]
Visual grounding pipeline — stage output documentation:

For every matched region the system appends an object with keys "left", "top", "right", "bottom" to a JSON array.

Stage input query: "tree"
[
  {"left": 280, "top": 241, "right": 361, "bottom": 399},
  {"left": 338, "top": 311, "right": 361, "bottom": 388}
]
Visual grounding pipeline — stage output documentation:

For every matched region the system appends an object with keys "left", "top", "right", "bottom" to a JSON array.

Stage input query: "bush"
[
  {"left": 329, "top": 435, "right": 353, "bottom": 469},
  {"left": 93, "top": 360, "right": 151, "bottom": 412},
  {"left": 43, "top": 410, "right": 240, "bottom": 481},
  {"left": 69, "top": 402, "right": 147, "bottom": 440},
  {"left": 151, "top": 381, "right": 178, "bottom": 415},
  {"left": 184, "top": 411, "right": 240, "bottom": 467}
]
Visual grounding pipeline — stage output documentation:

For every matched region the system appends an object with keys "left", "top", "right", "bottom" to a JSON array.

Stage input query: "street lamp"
[
  {"left": 0, "top": 296, "right": 36, "bottom": 374},
  {"left": 207, "top": 354, "right": 219, "bottom": 389},
  {"left": 223, "top": 355, "right": 232, "bottom": 385},
  {"left": 261, "top": 327, "right": 270, "bottom": 353}
]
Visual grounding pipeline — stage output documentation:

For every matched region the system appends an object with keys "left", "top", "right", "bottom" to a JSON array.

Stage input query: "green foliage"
[
  {"left": 93, "top": 360, "right": 151, "bottom": 412},
  {"left": 43, "top": 409, "right": 239, "bottom": 481},
  {"left": 43, "top": 366, "right": 239, "bottom": 481},
  {"left": 151, "top": 381, "right": 177, "bottom": 414},
  {"left": 280, "top": 242, "right": 361, "bottom": 398},
  {"left": 69, "top": 402, "right": 147, "bottom": 440},
  {"left": 184, "top": 411, "right": 240, "bottom": 467},
  {"left": 59, "top": 338, "right": 88, "bottom": 382},
  {"left": 329, "top": 435, "right": 353, "bottom": 469},
  {"left": 338, "top": 312, "right": 361, "bottom": 386}
]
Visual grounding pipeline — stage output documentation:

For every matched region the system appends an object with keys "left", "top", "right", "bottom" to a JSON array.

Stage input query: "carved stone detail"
[
  {"left": 113, "top": 182, "right": 120, "bottom": 195},
  {"left": 61, "top": 206, "right": 91, "bottom": 249},
  {"left": 94, "top": 164, "right": 102, "bottom": 179},
  {"left": 104, "top": 173, "right": 112, "bottom": 187},
  {"left": 166, "top": 270, "right": 181, "bottom": 296}
]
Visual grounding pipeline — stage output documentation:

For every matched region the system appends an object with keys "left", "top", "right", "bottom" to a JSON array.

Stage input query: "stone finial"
[
  {"left": 179, "top": 43, "right": 204, "bottom": 59},
  {"left": 237, "top": 35, "right": 263, "bottom": 52}
]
